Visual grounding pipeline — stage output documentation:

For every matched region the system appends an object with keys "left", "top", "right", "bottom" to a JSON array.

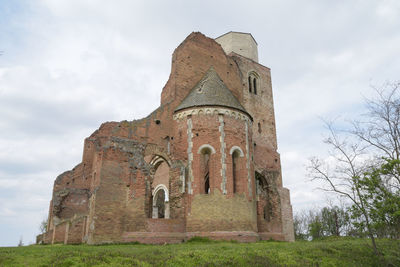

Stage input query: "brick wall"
[
  {"left": 52, "top": 222, "right": 67, "bottom": 244},
  {"left": 66, "top": 217, "right": 86, "bottom": 244},
  {"left": 186, "top": 190, "right": 257, "bottom": 232},
  {"left": 145, "top": 218, "right": 185, "bottom": 232},
  {"left": 279, "top": 188, "right": 295, "bottom": 241}
]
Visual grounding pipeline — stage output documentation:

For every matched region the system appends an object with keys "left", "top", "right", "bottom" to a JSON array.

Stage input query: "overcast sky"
[{"left": 1, "top": 0, "right": 399, "bottom": 246}]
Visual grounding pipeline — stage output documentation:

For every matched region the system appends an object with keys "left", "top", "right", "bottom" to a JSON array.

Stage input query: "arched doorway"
[
  {"left": 152, "top": 184, "right": 169, "bottom": 219},
  {"left": 147, "top": 155, "right": 171, "bottom": 219}
]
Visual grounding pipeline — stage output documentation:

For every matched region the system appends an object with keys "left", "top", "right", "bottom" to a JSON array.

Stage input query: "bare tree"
[
  {"left": 293, "top": 210, "right": 310, "bottom": 240},
  {"left": 39, "top": 218, "right": 48, "bottom": 234},
  {"left": 309, "top": 122, "right": 379, "bottom": 253},
  {"left": 351, "top": 82, "right": 400, "bottom": 161},
  {"left": 309, "top": 82, "right": 400, "bottom": 255}
]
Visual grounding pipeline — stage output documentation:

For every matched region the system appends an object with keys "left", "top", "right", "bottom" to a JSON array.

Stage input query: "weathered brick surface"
[
  {"left": 52, "top": 222, "right": 67, "bottom": 244},
  {"left": 65, "top": 216, "right": 86, "bottom": 244},
  {"left": 40, "top": 31, "right": 294, "bottom": 244},
  {"left": 145, "top": 219, "right": 185, "bottom": 232},
  {"left": 186, "top": 190, "right": 257, "bottom": 232}
]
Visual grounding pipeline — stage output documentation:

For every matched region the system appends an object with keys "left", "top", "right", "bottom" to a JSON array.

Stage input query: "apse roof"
[{"left": 174, "top": 67, "right": 250, "bottom": 117}]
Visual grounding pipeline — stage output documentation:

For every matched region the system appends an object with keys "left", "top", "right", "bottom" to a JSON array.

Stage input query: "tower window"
[
  {"left": 248, "top": 72, "right": 259, "bottom": 95},
  {"left": 258, "top": 122, "right": 262, "bottom": 133}
]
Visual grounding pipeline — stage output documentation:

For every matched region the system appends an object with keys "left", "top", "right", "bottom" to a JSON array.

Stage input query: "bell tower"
[{"left": 215, "top": 31, "right": 259, "bottom": 62}]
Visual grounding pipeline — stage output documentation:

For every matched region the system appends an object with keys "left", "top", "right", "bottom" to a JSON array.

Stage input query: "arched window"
[
  {"left": 248, "top": 76, "right": 252, "bottom": 93},
  {"left": 229, "top": 146, "right": 244, "bottom": 194},
  {"left": 232, "top": 150, "right": 240, "bottom": 193},
  {"left": 201, "top": 149, "right": 211, "bottom": 194},
  {"left": 198, "top": 144, "right": 216, "bottom": 194},
  {"left": 248, "top": 72, "right": 259, "bottom": 95}
]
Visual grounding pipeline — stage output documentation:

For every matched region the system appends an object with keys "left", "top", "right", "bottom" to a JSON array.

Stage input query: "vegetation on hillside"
[{"left": 1, "top": 238, "right": 399, "bottom": 266}]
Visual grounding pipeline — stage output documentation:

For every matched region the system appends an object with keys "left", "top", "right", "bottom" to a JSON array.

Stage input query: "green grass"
[{"left": 0, "top": 238, "right": 399, "bottom": 266}]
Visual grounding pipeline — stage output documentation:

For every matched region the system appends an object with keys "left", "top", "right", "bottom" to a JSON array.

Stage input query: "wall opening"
[
  {"left": 248, "top": 72, "right": 259, "bottom": 95},
  {"left": 255, "top": 172, "right": 271, "bottom": 222},
  {"left": 200, "top": 148, "right": 211, "bottom": 194},
  {"left": 148, "top": 155, "right": 171, "bottom": 219},
  {"left": 248, "top": 76, "right": 252, "bottom": 93},
  {"left": 204, "top": 173, "right": 210, "bottom": 194},
  {"left": 232, "top": 150, "right": 240, "bottom": 193},
  {"left": 152, "top": 184, "right": 170, "bottom": 219},
  {"left": 154, "top": 189, "right": 165, "bottom": 218}
]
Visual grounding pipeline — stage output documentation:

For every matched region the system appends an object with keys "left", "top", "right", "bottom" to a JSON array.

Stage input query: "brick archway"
[{"left": 152, "top": 184, "right": 169, "bottom": 219}]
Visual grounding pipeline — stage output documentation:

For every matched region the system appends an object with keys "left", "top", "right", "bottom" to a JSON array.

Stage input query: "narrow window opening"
[
  {"left": 253, "top": 78, "right": 257, "bottom": 94},
  {"left": 248, "top": 76, "right": 252, "bottom": 93},
  {"left": 258, "top": 122, "right": 262, "bottom": 133},
  {"left": 204, "top": 173, "right": 210, "bottom": 194},
  {"left": 148, "top": 192, "right": 153, "bottom": 218},
  {"left": 201, "top": 149, "right": 211, "bottom": 194},
  {"left": 263, "top": 205, "right": 270, "bottom": 221},
  {"left": 232, "top": 151, "right": 239, "bottom": 193}
]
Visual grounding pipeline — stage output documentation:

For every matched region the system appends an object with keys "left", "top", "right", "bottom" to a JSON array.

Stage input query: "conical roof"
[{"left": 174, "top": 67, "right": 249, "bottom": 117}]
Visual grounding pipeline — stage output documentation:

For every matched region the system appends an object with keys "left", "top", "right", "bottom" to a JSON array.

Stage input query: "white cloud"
[{"left": 376, "top": 0, "right": 400, "bottom": 22}]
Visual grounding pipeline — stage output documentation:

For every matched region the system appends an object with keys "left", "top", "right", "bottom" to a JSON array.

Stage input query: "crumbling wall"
[
  {"left": 256, "top": 170, "right": 284, "bottom": 237},
  {"left": 279, "top": 187, "right": 295, "bottom": 242},
  {"left": 89, "top": 138, "right": 148, "bottom": 243},
  {"left": 45, "top": 159, "right": 93, "bottom": 244},
  {"left": 87, "top": 137, "right": 186, "bottom": 243}
]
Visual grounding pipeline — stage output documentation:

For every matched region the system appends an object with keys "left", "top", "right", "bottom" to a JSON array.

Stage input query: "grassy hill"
[{"left": 0, "top": 237, "right": 399, "bottom": 266}]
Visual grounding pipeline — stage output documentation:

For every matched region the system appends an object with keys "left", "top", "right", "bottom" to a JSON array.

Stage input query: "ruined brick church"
[{"left": 38, "top": 31, "right": 294, "bottom": 244}]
